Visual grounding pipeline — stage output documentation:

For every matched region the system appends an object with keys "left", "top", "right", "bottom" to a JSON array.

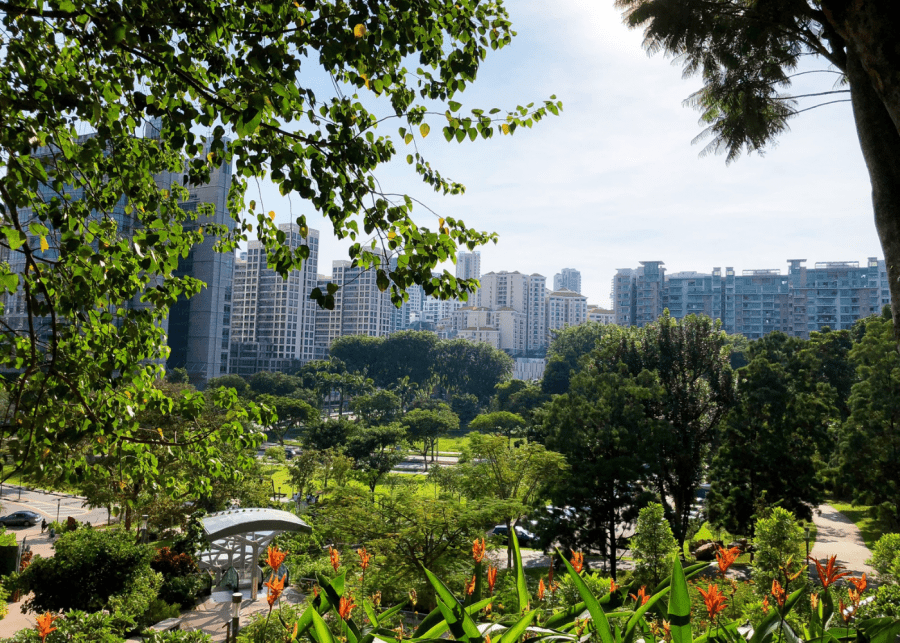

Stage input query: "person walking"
[{"left": 40, "top": 518, "right": 47, "bottom": 533}]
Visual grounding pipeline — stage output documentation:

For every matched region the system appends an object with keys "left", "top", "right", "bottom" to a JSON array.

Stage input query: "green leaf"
[
  {"left": 624, "top": 584, "right": 671, "bottom": 643},
  {"left": 511, "top": 528, "right": 529, "bottom": 612},
  {"left": 500, "top": 610, "right": 538, "bottom": 643},
  {"left": 311, "top": 606, "right": 338, "bottom": 643},
  {"left": 557, "top": 549, "right": 614, "bottom": 643},
  {"left": 449, "top": 101, "right": 462, "bottom": 111},
  {"left": 420, "top": 123, "right": 430, "bottom": 138},
  {"left": 3, "top": 228, "right": 24, "bottom": 251},
  {"left": 667, "top": 559, "right": 692, "bottom": 643},
  {"left": 858, "top": 618, "right": 900, "bottom": 643}
]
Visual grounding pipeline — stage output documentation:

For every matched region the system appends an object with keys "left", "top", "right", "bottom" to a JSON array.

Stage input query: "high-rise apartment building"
[
  {"left": 478, "top": 271, "right": 547, "bottom": 354},
  {"left": 228, "top": 224, "right": 320, "bottom": 376},
  {"left": 147, "top": 120, "right": 236, "bottom": 386},
  {"left": 553, "top": 268, "right": 582, "bottom": 294},
  {"left": 313, "top": 253, "right": 395, "bottom": 358},
  {"left": 451, "top": 307, "right": 527, "bottom": 354},
  {"left": 587, "top": 306, "right": 615, "bottom": 325},
  {"left": 1, "top": 124, "right": 237, "bottom": 388},
  {"left": 546, "top": 288, "right": 588, "bottom": 338},
  {"left": 613, "top": 257, "right": 890, "bottom": 339},
  {"left": 456, "top": 251, "right": 481, "bottom": 281}
]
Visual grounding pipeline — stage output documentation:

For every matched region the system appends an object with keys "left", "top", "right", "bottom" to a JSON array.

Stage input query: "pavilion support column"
[{"left": 250, "top": 542, "right": 260, "bottom": 601}]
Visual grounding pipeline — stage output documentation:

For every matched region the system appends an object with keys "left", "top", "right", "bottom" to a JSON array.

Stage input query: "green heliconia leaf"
[
  {"left": 311, "top": 606, "right": 338, "bottom": 643},
  {"left": 668, "top": 559, "right": 692, "bottom": 643},
  {"left": 417, "top": 598, "right": 493, "bottom": 639},
  {"left": 424, "top": 568, "right": 482, "bottom": 642},
  {"left": 857, "top": 618, "right": 900, "bottom": 643},
  {"left": 623, "top": 583, "right": 671, "bottom": 643},
  {"left": 693, "top": 622, "right": 742, "bottom": 643},
  {"left": 749, "top": 589, "right": 804, "bottom": 643},
  {"left": 499, "top": 609, "right": 539, "bottom": 643},
  {"left": 511, "top": 527, "right": 529, "bottom": 612},
  {"left": 557, "top": 548, "right": 614, "bottom": 643}
]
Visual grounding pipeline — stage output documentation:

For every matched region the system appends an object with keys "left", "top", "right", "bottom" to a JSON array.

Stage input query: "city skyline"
[{"left": 248, "top": 0, "right": 878, "bottom": 310}]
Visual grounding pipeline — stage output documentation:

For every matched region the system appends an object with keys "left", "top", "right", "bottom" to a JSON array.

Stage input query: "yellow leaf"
[
  {"left": 420, "top": 123, "right": 430, "bottom": 138},
  {"left": 404, "top": 133, "right": 413, "bottom": 145},
  {"left": 353, "top": 23, "right": 366, "bottom": 38},
  {"left": 293, "top": 1, "right": 299, "bottom": 6},
  {"left": 387, "top": 231, "right": 396, "bottom": 240},
  {"left": 501, "top": 123, "right": 510, "bottom": 135},
  {"left": 39, "top": 236, "right": 48, "bottom": 252},
  {"left": 438, "top": 218, "right": 445, "bottom": 228},
  {"left": 361, "top": 74, "right": 370, "bottom": 90},
  {"left": 268, "top": 210, "right": 276, "bottom": 220},
  {"left": 124, "top": 391, "right": 131, "bottom": 399},
  {"left": 158, "top": 428, "right": 165, "bottom": 438},
  {"left": 207, "top": 152, "right": 215, "bottom": 162}
]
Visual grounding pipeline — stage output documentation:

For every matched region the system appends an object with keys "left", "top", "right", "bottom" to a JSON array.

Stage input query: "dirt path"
[{"left": 810, "top": 503, "right": 875, "bottom": 577}]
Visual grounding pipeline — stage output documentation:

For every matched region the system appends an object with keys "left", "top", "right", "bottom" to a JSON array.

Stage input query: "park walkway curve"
[{"left": 810, "top": 503, "right": 875, "bottom": 578}]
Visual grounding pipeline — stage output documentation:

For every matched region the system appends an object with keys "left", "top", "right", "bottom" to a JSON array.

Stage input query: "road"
[{"left": 0, "top": 484, "right": 112, "bottom": 527}]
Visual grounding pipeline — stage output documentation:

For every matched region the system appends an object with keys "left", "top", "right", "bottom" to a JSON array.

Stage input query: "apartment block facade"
[
  {"left": 553, "top": 268, "right": 582, "bottom": 294},
  {"left": 228, "top": 224, "right": 320, "bottom": 376},
  {"left": 313, "top": 254, "right": 395, "bottom": 359},
  {"left": 456, "top": 251, "right": 481, "bottom": 282},
  {"left": 478, "top": 271, "right": 547, "bottom": 354},
  {"left": 547, "top": 288, "right": 588, "bottom": 336},
  {"left": 613, "top": 258, "right": 890, "bottom": 339}
]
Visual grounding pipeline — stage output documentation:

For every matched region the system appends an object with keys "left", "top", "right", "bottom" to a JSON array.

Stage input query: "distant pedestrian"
[{"left": 40, "top": 518, "right": 46, "bottom": 533}]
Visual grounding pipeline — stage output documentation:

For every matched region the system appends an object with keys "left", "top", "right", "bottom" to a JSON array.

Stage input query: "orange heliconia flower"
[
  {"left": 771, "top": 579, "right": 787, "bottom": 608},
  {"left": 570, "top": 550, "right": 584, "bottom": 574},
  {"left": 629, "top": 586, "right": 649, "bottom": 606},
  {"left": 811, "top": 593, "right": 819, "bottom": 610},
  {"left": 265, "top": 573, "right": 286, "bottom": 608},
  {"left": 538, "top": 578, "right": 546, "bottom": 601},
  {"left": 698, "top": 584, "right": 727, "bottom": 620},
  {"left": 809, "top": 555, "right": 850, "bottom": 589},
  {"left": 487, "top": 565, "right": 498, "bottom": 594},
  {"left": 848, "top": 573, "right": 867, "bottom": 595},
  {"left": 715, "top": 546, "right": 740, "bottom": 576},
  {"left": 35, "top": 613, "right": 58, "bottom": 643},
  {"left": 338, "top": 594, "right": 357, "bottom": 621},
  {"left": 472, "top": 538, "right": 486, "bottom": 563},
  {"left": 762, "top": 596, "right": 770, "bottom": 614},
  {"left": 849, "top": 588, "right": 861, "bottom": 605},
  {"left": 357, "top": 547, "right": 371, "bottom": 572},
  {"left": 465, "top": 575, "right": 477, "bottom": 595},
  {"left": 839, "top": 598, "right": 853, "bottom": 623},
  {"left": 266, "top": 545, "right": 287, "bottom": 571},
  {"left": 609, "top": 579, "right": 618, "bottom": 594},
  {"left": 330, "top": 547, "right": 341, "bottom": 572}
]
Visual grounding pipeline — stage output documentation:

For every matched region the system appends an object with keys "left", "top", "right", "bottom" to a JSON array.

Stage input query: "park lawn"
[{"left": 827, "top": 499, "right": 883, "bottom": 550}]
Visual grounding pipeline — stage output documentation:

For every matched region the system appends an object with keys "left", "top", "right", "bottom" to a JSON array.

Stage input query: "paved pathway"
[{"left": 810, "top": 503, "right": 875, "bottom": 577}]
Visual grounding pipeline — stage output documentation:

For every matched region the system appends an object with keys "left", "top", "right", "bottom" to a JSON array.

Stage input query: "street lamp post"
[
  {"left": 230, "top": 592, "right": 242, "bottom": 642},
  {"left": 805, "top": 525, "right": 811, "bottom": 559},
  {"left": 56, "top": 498, "right": 61, "bottom": 523},
  {"left": 141, "top": 515, "right": 149, "bottom": 544}
]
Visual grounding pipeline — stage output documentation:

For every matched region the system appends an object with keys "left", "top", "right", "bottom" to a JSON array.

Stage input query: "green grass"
[
  {"left": 827, "top": 498, "right": 883, "bottom": 550},
  {"left": 433, "top": 434, "right": 471, "bottom": 453}
]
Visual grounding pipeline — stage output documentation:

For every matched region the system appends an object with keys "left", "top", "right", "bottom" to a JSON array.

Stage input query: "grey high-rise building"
[
  {"left": 613, "top": 257, "right": 890, "bottom": 339},
  {"left": 228, "top": 224, "right": 320, "bottom": 375},
  {"left": 146, "top": 120, "right": 236, "bottom": 386},
  {"left": 553, "top": 268, "right": 582, "bottom": 294}
]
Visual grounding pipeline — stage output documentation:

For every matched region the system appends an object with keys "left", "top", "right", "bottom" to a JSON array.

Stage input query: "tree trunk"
[
  {"left": 609, "top": 515, "right": 618, "bottom": 581},
  {"left": 842, "top": 49, "right": 900, "bottom": 345}
]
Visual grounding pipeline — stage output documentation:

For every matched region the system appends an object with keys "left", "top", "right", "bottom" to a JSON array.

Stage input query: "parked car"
[
  {"left": 0, "top": 510, "right": 41, "bottom": 527},
  {"left": 490, "top": 524, "right": 537, "bottom": 548}
]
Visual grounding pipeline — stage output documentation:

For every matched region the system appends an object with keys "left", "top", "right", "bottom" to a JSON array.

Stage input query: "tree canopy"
[
  {"left": 615, "top": 0, "right": 900, "bottom": 340},
  {"left": 0, "top": 0, "right": 559, "bottom": 482}
]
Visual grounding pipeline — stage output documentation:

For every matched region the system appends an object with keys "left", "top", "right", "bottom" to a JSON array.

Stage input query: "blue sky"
[{"left": 257, "top": 0, "right": 877, "bottom": 308}]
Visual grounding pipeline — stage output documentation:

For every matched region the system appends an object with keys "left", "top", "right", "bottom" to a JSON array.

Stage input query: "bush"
[
  {"left": 752, "top": 507, "right": 807, "bottom": 601},
  {"left": 15, "top": 527, "right": 157, "bottom": 631},
  {"left": 266, "top": 446, "right": 287, "bottom": 463},
  {"left": 237, "top": 601, "right": 304, "bottom": 642},
  {"left": 143, "top": 631, "right": 213, "bottom": 643},
  {"left": 631, "top": 503, "right": 678, "bottom": 587},
  {"left": 868, "top": 533, "right": 900, "bottom": 583},
  {"left": 139, "top": 598, "right": 182, "bottom": 629},
  {"left": 0, "top": 580, "right": 8, "bottom": 620},
  {"left": 857, "top": 583, "right": 900, "bottom": 618},
  {"left": 0, "top": 610, "right": 122, "bottom": 643},
  {"left": 159, "top": 573, "right": 210, "bottom": 608},
  {"left": 0, "top": 527, "right": 16, "bottom": 546},
  {"left": 105, "top": 567, "right": 163, "bottom": 633}
]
